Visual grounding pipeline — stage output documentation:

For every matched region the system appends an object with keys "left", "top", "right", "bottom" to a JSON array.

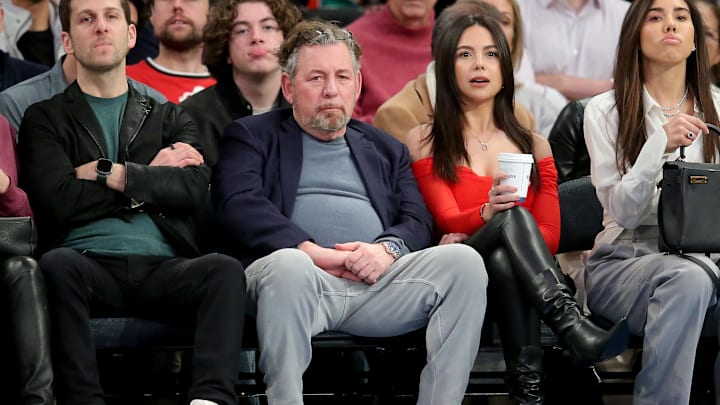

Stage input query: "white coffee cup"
[{"left": 497, "top": 152, "right": 534, "bottom": 202}]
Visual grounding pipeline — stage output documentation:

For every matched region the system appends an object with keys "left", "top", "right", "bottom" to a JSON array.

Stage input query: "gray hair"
[{"left": 278, "top": 20, "right": 362, "bottom": 80}]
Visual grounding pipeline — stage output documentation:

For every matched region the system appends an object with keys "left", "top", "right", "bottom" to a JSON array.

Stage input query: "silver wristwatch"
[{"left": 380, "top": 241, "right": 402, "bottom": 261}]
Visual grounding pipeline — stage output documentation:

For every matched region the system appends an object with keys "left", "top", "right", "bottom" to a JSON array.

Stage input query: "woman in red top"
[
  {"left": 405, "top": 11, "right": 628, "bottom": 404},
  {"left": 0, "top": 114, "right": 53, "bottom": 404}
]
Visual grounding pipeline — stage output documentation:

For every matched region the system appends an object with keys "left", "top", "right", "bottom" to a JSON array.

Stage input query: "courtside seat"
[{"left": 87, "top": 178, "right": 621, "bottom": 402}]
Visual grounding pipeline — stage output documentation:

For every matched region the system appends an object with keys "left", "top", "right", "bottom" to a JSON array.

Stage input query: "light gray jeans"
[
  {"left": 585, "top": 226, "right": 720, "bottom": 405},
  {"left": 245, "top": 244, "right": 488, "bottom": 405}
]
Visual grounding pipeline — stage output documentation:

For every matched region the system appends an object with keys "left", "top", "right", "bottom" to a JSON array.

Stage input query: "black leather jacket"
[
  {"left": 180, "top": 72, "right": 289, "bottom": 167},
  {"left": 548, "top": 98, "right": 591, "bottom": 184},
  {"left": 17, "top": 82, "right": 210, "bottom": 257}
]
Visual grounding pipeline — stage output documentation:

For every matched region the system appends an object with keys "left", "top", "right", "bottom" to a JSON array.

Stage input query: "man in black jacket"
[
  {"left": 180, "top": 0, "right": 300, "bottom": 167},
  {"left": 17, "top": 0, "right": 245, "bottom": 404}
]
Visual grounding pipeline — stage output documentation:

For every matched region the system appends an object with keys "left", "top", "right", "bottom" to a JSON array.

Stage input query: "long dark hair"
[
  {"left": 697, "top": 0, "right": 720, "bottom": 83},
  {"left": 427, "top": 14, "right": 536, "bottom": 184},
  {"left": 614, "top": 0, "right": 720, "bottom": 173}
]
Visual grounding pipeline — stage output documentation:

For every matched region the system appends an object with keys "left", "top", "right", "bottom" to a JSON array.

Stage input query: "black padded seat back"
[{"left": 557, "top": 176, "right": 604, "bottom": 254}]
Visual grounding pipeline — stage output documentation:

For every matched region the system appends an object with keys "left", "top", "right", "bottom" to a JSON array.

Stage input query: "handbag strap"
[
  {"left": 677, "top": 123, "right": 720, "bottom": 161},
  {"left": 677, "top": 253, "right": 720, "bottom": 299}
]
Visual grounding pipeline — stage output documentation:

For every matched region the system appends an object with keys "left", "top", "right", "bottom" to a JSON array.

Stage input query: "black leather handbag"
[
  {"left": 658, "top": 124, "right": 720, "bottom": 296},
  {"left": 659, "top": 124, "right": 720, "bottom": 253},
  {"left": 0, "top": 216, "right": 37, "bottom": 258}
]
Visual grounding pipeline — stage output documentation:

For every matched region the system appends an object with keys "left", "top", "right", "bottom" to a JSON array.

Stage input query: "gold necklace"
[{"left": 467, "top": 130, "right": 497, "bottom": 151}]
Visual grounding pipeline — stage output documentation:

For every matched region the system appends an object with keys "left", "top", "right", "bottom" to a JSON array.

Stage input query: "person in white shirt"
[
  {"left": 518, "top": 0, "right": 628, "bottom": 101},
  {"left": 583, "top": 0, "right": 720, "bottom": 403}
]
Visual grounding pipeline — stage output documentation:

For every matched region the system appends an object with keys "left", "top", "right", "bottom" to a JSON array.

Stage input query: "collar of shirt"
[{"left": 541, "top": 0, "right": 602, "bottom": 12}]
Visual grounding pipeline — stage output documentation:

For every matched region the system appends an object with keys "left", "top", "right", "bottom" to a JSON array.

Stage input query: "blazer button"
[{"left": 158, "top": 213, "right": 165, "bottom": 218}]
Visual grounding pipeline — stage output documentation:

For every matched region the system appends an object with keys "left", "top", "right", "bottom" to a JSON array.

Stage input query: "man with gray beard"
[
  {"left": 213, "top": 19, "right": 489, "bottom": 404},
  {"left": 126, "top": 0, "right": 216, "bottom": 103}
]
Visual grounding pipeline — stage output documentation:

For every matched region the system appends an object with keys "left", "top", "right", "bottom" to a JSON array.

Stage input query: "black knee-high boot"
[
  {"left": 486, "top": 248, "right": 543, "bottom": 404},
  {"left": 465, "top": 207, "right": 629, "bottom": 364},
  {"left": 2, "top": 256, "right": 54, "bottom": 405},
  {"left": 507, "top": 347, "right": 544, "bottom": 404}
]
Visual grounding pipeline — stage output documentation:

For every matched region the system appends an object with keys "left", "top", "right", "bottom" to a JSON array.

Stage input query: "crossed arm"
[
  {"left": 73, "top": 142, "right": 204, "bottom": 191},
  {"left": 18, "top": 103, "right": 209, "bottom": 226},
  {"left": 536, "top": 73, "right": 613, "bottom": 101}
]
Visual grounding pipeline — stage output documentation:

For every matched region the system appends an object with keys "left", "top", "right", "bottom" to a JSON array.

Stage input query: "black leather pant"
[
  {"left": 1, "top": 256, "right": 54, "bottom": 405},
  {"left": 466, "top": 206, "right": 630, "bottom": 378},
  {"left": 483, "top": 247, "right": 541, "bottom": 360},
  {"left": 464, "top": 207, "right": 556, "bottom": 355}
]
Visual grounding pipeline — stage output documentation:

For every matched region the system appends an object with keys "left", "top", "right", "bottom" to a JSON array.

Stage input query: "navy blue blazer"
[
  {"left": 0, "top": 50, "right": 48, "bottom": 92},
  {"left": 213, "top": 108, "right": 433, "bottom": 266}
]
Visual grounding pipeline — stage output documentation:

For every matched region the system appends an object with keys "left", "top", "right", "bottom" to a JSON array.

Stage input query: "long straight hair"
[
  {"left": 614, "top": 0, "right": 720, "bottom": 173},
  {"left": 697, "top": 0, "right": 720, "bottom": 83},
  {"left": 427, "top": 14, "right": 536, "bottom": 185}
]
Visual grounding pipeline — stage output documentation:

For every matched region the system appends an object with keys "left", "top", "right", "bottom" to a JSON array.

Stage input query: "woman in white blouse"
[{"left": 583, "top": 0, "right": 720, "bottom": 404}]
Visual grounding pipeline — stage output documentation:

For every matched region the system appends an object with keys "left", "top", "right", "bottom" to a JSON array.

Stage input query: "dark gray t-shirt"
[{"left": 291, "top": 131, "right": 385, "bottom": 248}]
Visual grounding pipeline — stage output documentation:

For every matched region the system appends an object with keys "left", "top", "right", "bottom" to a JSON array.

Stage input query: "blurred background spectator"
[
  {"left": 0, "top": 2, "right": 48, "bottom": 91},
  {"left": 126, "top": 0, "right": 159, "bottom": 65},
  {"left": 347, "top": 0, "right": 436, "bottom": 123},
  {"left": 126, "top": 0, "right": 216, "bottom": 103},
  {"left": 517, "top": 0, "right": 629, "bottom": 101},
  {"left": 181, "top": 0, "right": 301, "bottom": 167},
  {"left": 0, "top": 0, "right": 62, "bottom": 67}
]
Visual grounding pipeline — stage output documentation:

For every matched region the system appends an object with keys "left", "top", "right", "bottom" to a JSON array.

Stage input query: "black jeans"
[{"left": 40, "top": 248, "right": 246, "bottom": 405}]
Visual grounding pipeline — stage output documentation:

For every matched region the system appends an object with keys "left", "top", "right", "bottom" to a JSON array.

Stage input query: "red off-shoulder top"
[{"left": 411, "top": 156, "right": 560, "bottom": 254}]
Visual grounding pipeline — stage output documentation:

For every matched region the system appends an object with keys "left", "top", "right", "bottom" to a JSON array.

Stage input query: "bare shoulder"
[
  {"left": 531, "top": 133, "right": 552, "bottom": 160},
  {"left": 405, "top": 124, "right": 434, "bottom": 162}
]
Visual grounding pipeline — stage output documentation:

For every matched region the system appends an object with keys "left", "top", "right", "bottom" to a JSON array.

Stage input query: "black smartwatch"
[{"left": 96, "top": 158, "right": 114, "bottom": 185}]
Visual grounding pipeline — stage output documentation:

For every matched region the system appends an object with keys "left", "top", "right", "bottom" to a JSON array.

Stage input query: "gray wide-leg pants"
[
  {"left": 245, "top": 244, "right": 488, "bottom": 405},
  {"left": 585, "top": 226, "right": 720, "bottom": 405}
]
